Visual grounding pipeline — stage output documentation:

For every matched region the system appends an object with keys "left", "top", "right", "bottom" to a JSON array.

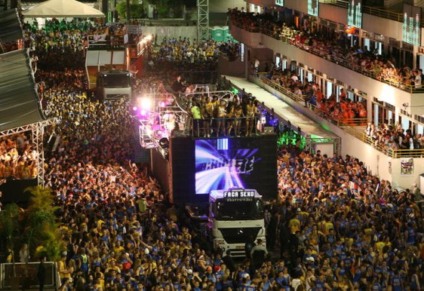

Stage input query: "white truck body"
[{"left": 208, "top": 189, "right": 266, "bottom": 257}]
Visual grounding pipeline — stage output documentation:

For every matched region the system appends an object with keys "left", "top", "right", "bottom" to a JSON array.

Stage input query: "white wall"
[
  {"left": 362, "top": 13, "right": 403, "bottom": 41},
  {"left": 230, "top": 25, "right": 263, "bottom": 47},
  {"left": 319, "top": 3, "right": 347, "bottom": 25},
  {"left": 246, "top": 0, "right": 275, "bottom": 7},
  {"left": 284, "top": 0, "right": 308, "bottom": 14},
  {"left": 140, "top": 26, "right": 197, "bottom": 42},
  {"left": 230, "top": 25, "right": 424, "bottom": 116}
]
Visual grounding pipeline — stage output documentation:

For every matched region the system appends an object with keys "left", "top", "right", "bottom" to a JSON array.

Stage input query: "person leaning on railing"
[{"left": 229, "top": 10, "right": 419, "bottom": 92}]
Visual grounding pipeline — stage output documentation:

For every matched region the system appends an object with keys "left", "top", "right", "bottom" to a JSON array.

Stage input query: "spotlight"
[{"left": 137, "top": 97, "right": 152, "bottom": 111}]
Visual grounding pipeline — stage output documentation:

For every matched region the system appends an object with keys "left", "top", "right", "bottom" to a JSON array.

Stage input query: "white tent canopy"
[{"left": 22, "top": 0, "right": 105, "bottom": 18}]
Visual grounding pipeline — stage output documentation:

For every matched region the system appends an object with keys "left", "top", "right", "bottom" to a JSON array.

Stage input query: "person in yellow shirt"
[
  {"left": 289, "top": 215, "right": 301, "bottom": 234},
  {"left": 191, "top": 102, "right": 202, "bottom": 137},
  {"left": 233, "top": 104, "right": 244, "bottom": 137},
  {"left": 58, "top": 252, "right": 71, "bottom": 286},
  {"left": 216, "top": 100, "right": 228, "bottom": 136},
  {"left": 113, "top": 241, "right": 125, "bottom": 255}
]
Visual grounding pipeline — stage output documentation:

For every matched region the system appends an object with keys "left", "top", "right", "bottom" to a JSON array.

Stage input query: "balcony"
[
  {"left": 256, "top": 72, "right": 424, "bottom": 159},
  {"left": 229, "top": 14, "right": 424, "bottom": 116}
]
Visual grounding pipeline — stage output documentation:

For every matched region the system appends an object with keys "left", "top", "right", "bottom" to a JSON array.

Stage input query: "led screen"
[
  {"left": 308, "top": 0, "right": 318, "bottom": 17},
  {"left": 195, "top": 138, "right": 261, "bottom": 194},
  {"left": 347, "top": 0, "right": 362, "bottom": 28},
  {"left": 403, "top": 4, "right": 421, "bottom": 46}
]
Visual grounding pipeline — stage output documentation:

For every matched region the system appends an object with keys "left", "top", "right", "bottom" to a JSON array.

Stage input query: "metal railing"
[
  {"left": 258, "top": 73, "right": 424, "bottom": 159},
  {"left": 362, "top": 132, "right": 424, "bottom": 158},
  {"left": 362, "top": 5, "right": 404, "bottom": 23},
  {"left": 0, "top": 261, "right": 59, "bottom": 290},
  {"left": 232, "top": 20, "right": 424, "bottom": 93},
  {"left": 325, "top": 0, "right": 405, "bottom": 23},
  {"left": 259, "top": 74, "right": 368, "bottom": 127},
  {"left": 190, "top": 116, "right": 271, "bottom": 138}
]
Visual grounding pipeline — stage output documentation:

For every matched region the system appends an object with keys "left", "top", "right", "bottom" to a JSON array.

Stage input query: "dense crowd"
[
  {"left": 229, "top": 9, "right": 423, "bottom": 90},
  {"left": 147, "top": 37, "right": 240, "bottom": 85},
  {"left": 272, "top": 147, "right": 424, "bottom": 290},
  {"left": 365, "top": 122, "right": 424, "bottom": 152},
  {"left": 0, "top": 135, "right": 37, "bottom": 180},
  {"left": 1, "top": 18, "right": 423, "bottom": 291}
]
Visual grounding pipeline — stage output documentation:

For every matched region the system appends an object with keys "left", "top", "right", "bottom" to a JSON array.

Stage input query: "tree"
[
  {"left": 148, "top": 0, "right": 185, "bottom": 18},
  {"left": 116, "top": 0, "right": 145, "bottom": 20},
  {"left": 0, "top": 203, "right": 20, "bottom": 254},
  {"left": 23, "top": 186, "right": 65, "bottom": 261}
]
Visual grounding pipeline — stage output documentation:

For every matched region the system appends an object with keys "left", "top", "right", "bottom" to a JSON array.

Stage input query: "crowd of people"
[
  {"left": 1, "top": 15, "right": 423, "bottom": 290},
  {"left": 271, "top": 147, "right": 424, "bottom": 290},
  {"left": 147, "top": 37, "right": 240, "bottom": 84},
  {"left": 189, "top": 89, "right": 279, "bottom": 138},
  {"left": 0, "top": 135, "right": 37, "bottom": 180},
  {"left": 365, "top": 122, "right": 424, "bottom": 153},
  {"left": 264, "top": 69, "right": 368, "bottom": 125},
  {"left": 229, "top": 8, "right": 424, "bottom": 91}
]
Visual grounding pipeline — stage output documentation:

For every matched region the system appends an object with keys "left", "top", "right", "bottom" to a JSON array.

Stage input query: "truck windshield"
[
  {"left": 101, "top": 74, "right": 131, "bottom": 88},
  {"left": 215, "top": 199, "right": 263, "bottom": 220}
]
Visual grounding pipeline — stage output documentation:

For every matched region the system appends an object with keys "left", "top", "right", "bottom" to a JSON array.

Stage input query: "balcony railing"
[
  {"left": 325, "top": 0, "right": 405, "bottom": 23},
  {"left": 189, "top": 116, "right": 275, "bottom": 138},
  {"left": 232, "top": 20, "right": 424, "bottom": 93},
  {"left": 259, "top": 74, "right": 368, "bottom": 127},
  {"left": 257, "top": 73, "right": 424, "bottom": 158},
  {"left": 361, "top": 132, "right": 424, "bottom": 158}
]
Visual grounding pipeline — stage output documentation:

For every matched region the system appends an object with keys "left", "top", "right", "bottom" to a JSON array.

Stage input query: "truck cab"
[
  {"left": 208, "top": 189, "right": 266, "bottom": 257},
  {"left": 96, "top": 70, "right": 132, "bottom": 101}
]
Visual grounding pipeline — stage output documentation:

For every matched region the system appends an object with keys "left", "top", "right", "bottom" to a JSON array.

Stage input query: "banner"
[{"left": 400, "top": 158, "right": 414, "bottom": 175}]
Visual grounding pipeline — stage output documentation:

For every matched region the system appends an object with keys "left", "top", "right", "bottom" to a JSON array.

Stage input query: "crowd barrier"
[{"left": 0, "top": 262, "right": 59, "bottom": 290}]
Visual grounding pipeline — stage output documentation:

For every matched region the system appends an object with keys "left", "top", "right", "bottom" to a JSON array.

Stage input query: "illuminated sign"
[
  {"left": 403, "top": 4, "right": 421, "bottom": 47},
  {"left": 308, "top": 0, "right": 319, "bottom": 17},
  {"left": 224, "top": 189, "right": 256, "bottom": 201},
  {"left": 224, "top": 189, "right": 255, "bottom": 198},
  {"left": 195, "top": 138, "right": 260, "bottom": 194},
  {"left": 347, "top": 0, "right": 362, "bottom": 28}
]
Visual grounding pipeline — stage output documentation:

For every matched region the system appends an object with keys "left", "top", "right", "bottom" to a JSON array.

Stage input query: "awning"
[
  {"left": 0, "top": 50, "right": 45, "bottom": 132},
  {"left": 0, "top": 9, "right": 23, "bottom": 43},
  {"left": 22, "top": 0, "right": 105, "bottom": 18}
]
